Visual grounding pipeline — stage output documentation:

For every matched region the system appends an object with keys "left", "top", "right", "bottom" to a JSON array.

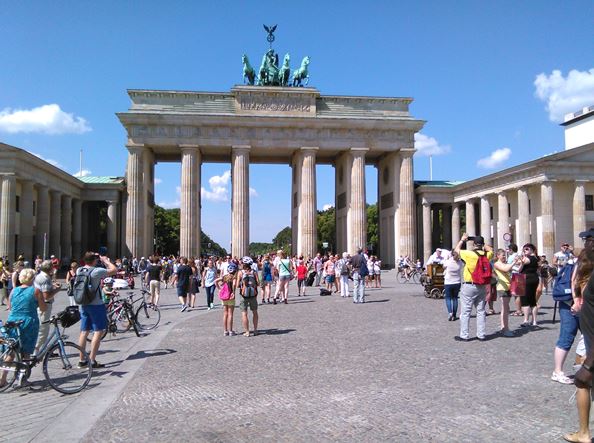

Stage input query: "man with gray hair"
[
  {"left": 337, "top": 252, "right": 351, "bottom": 298},
  {"left": 34, "top": 260, "right": 62, "bottom": 353},
  {"left": 350, "top": 248, "right": 368, "bottom": 303}
]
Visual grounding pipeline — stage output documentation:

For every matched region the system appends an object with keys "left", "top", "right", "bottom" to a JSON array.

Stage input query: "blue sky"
[{"left": 1, "top": 1, "right": 593, "bottom": 248}]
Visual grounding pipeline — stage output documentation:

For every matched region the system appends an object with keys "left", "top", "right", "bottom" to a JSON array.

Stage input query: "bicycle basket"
[{"left": 58, "top": 306, "right": 81, "bottom": 328}]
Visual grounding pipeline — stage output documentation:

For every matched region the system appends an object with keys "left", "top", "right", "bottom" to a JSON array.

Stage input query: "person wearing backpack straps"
[
  {"left": 76, "top": 252, "right": 117, "bottom": 369},
  {"left": 454, "top": 233, "right": 493, "bottom": 342},
  {"left": 34, "top": 260, "right": 62, "bottom": 354},
  {"left": 236, "top": 257, "right": 260, "bottom": 336}
]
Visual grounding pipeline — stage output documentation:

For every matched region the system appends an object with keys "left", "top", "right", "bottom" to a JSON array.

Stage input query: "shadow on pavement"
[
  {"left": 126, "top": 348, "right": 177, "bottom": 361},
  {"left": 259, "top": 328, "right": 296, "bottom": 335},
  {"left": 364, "top": 299, "right": 390, "bottom": 303}
]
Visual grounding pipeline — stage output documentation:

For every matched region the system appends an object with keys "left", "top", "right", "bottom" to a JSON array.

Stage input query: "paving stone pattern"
[{"left": 70, "top": 272, "right": 581, "bottom": 443}]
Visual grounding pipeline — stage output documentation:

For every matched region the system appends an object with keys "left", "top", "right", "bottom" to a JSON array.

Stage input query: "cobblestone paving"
[{"left": 77, "top": 272, "right": 582, "bottom": 443}]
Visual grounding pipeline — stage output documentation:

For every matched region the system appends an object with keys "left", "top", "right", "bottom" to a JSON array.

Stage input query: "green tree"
[
  {"left": 249, "top": 242, "right": 275, "bottom": 256},
  {"left": 367, "top": 203, "right": 378, "bottom": 254},
  {"left": 272, "top": 227, "right": 292, "bottom": 252},
  {"left": 317, "top": 206, "right": 336, "bottom": 253}
]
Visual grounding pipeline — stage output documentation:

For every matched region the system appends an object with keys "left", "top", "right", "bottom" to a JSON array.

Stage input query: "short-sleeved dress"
[
  {"left": 521, "top": 255, "right": 539, "bottom": 308},
  {"left": 7, "top": 286, "right": 39, "bottom": 354}
]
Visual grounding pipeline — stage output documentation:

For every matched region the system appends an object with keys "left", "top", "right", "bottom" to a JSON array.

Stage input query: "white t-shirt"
[{"left": 443, "top": 257, "right": 462, "bottom": 285}]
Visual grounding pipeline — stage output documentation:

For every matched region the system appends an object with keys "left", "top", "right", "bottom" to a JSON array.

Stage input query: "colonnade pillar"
[
  {"left": 107, "top": 199, "right": 119, "bottom": 259},
  {"left": 180, "top": 146, "right": 201, "bottom": 258},
  {"left": 49, "top": 190, "right": 62, "bottom": 257},
  {"left": 72, "top": 199, "right": 82, "bottom": 260},
  {"left": 125, "top": 146, "right": 146, "bottom": 258},
  {"left": 399, "top": 151, "right": 416, "bottom": 259},
  {"left": 35, "top": 185, "right": 50, "bottom": 258},
  {"left": 451, "top": 204, "right": 461, "bottom": 247},
  {"left": 541, "top": 181, "right": 555, "bottom": 259},
  {"left": 497, "top": 192, "right": 509, "bottom": 249},
  {"left": 480, "top": 196, "right": 491, "bottom": 245},
  {"left": 19, "top": 180, "right": 34, "bottom": 261},
  {"left": 443, "top": 206, "right": 452, "bottom": 249},
  {"left": 0, "top": 175, "right": 16, "bottom": 261},
  {"left": 573, "top": 181, "right": 587, "bottom": 251},
  {"left": 292, "top": 147, "right": 317, "bottom": 258},
  {"left": 517, "top": 187, "right": 530, "bottom": 248},
  {"left": 61, "top": 195, "right": 72, "bottom": 259},
  {"left": 231, "top": 145, "right": 250, "bottom": 258},
  {"left": 422, "top": 199, "right": 431, "bottom": 264},
  {"left": 348, "top": 148, "right": 367, "bottom": 254}
]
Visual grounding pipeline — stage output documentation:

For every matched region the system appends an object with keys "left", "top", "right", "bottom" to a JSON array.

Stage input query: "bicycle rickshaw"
[{"left": 422, "top": 263, "right": 445, "bottom": 298}]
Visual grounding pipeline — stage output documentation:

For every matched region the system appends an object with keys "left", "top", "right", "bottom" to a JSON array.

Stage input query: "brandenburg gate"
[{"left": 117, "top": 85, "right": 424, "bottom": 266}]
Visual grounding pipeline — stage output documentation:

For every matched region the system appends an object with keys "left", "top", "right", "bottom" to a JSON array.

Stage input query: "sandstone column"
[
  {"left": 497, "top": 192, "right": 509, "bottom": 249},
  {"left": 61, "top": 195, "right": 72, "bottom": 259},
  {"left": 19, "top": 179, "right": 34, "bottom": 261},
  {"left": 451, "top": 204, "right": 461, "bottom": 247},
  {"left": 465, "top": 200, "right": 476, "bottom": 249},
  {"left": 180, "top": 146, "right": 201, "bottom": 258},
  {"left": 443, "top": 206, "right": 452, "bottom": 249},
  {"left": 125, "top": 146, "right": 145, "bottom": 258},
  {"left": 541, "top": 181, "right": 555, "bottom": 259},
  {"left": 72, "top": 199, "right": 82, "bottom": 260},
  {"left": 231, "top": 145, "right": 250, "bottom": 258},
  {"left": 399, "top": 151, "right": 416, "bottom": 259},
  {"left": 0, "top": 175, "right": 16, "bottom": 261},
  {"left": 422, "top": 199, "right": 431, "bottom": 264},
  {"left": 517, "top": 187, "right": 530, "bottom": 247},
  {"left": 49, "top": 190, "right": 62, "bottom": 258},
  {"left": 480, "top": 196, "right": 491, "bottom": 244},
  {"left": 297, "top": 147, "right": 318, "bottom": 258},
  {"left": 35, "top": 185, "right": 50, "bottom": 258},
  {"left": 573, "top": 181, "right": 587, "bottom": 251},
  {"left": 348, "top": 148, "right": 367, "bottom": 254},
  {"left": 107, "top": 199, "right": 119, "bottom": 258}
]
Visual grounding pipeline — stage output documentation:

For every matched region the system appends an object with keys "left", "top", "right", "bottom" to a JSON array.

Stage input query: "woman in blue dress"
[{"left": 7, "top": 268, "right": 48, "bottom": 357}]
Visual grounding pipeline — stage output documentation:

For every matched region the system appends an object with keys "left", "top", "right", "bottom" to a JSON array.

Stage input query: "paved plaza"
[{"left": 0, "top": 271, "right": 585, "bottom": 442}]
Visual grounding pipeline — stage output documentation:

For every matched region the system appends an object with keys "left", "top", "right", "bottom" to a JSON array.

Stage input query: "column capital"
[
  {"left": 400, "top": 149, "right": 415, "bottom": 159},
  {"left": 300, "top": 146, "right": 319, "bottom": 153},
  {"left": 179, "top": 144, "right": 200, "bottom": 153},
  {"left": 126, "top": 143, "right": 145, "bottom": 152},
  {"left": 421, "top": 197, "right": 431, "bottom": 207},
  {"left": 49, "top": 189, "right": 62, "bottom": 197},
  {"left": 232, "top": 145, "right": 251, "bottom": 152}
]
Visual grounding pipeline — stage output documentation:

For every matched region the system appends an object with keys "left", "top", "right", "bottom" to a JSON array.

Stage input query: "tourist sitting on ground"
[
  {"left": 216, "top": 262, "right": 237, "bottom": 336},
  {"left": 236, "top": 257, "right": 259, "bottom": 336},
  {"left": 442, "top": 250, "right": 462, "bottom": 321},
  {"left": 493, "top": 248, "right": 520, "bottom": 337},
  {"left": 0, "top": 268, "right": 48, "bottom": 388}
]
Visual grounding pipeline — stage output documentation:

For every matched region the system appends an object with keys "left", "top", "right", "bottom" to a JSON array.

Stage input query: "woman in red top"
[{"left": 296, "top": 259, "right": 308, "bottom": 296}]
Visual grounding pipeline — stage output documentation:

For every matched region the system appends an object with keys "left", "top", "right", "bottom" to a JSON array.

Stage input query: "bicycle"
[
  {"left": 0, "top": 307, "right": 93, "bottom": 394},
  {"left": 397, "top": 267, "right": 421, "bottom": 284}
]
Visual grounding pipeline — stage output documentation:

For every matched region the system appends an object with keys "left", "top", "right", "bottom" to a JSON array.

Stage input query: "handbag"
[{"left": 510, "top": 273, "right": 526, "bottom": 296}]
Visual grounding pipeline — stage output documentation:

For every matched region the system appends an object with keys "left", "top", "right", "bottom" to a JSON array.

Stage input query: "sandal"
[
  {"left": 511, "top": 312, "right": 523, "bottom": 316},
  {"left": 243, "top": 331, "right": 251, "bottom": 337}
]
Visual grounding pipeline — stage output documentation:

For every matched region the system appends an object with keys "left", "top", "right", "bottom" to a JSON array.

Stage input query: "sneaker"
[
  {"left": 551, "top": 371, "right": 573, "bottom": 384},
  {"left": 181, "top": 304, "right": 188, "bottom": 312},
  {"left": 229, "top": 331, "right": 237, "bottom": 336},
  {"left": 224, "top": 331, "right": 229, "bottom": 336},
  {"left": 210, "top": 303, "right": 214, "bottom": 309},
  {"left": 77, "top": 360, "right": 89, "bottom": 368},
  {"left": 454, "top": 336, "right": 469, "bottom": 342},
  {"left": 91, "top": 361, "right": 105, "bottom": 369},
  {"left": 501, "top": 330, "right": 515, "bottom": 337}
]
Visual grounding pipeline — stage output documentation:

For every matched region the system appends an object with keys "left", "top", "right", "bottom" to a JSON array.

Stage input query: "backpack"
[
  {"left": 359, "top": 257, "right": 369, "bottom": 277},
  {"left": 339, "top": 259, "right": 351, "bottom": 276},
  {"left": 552, "top": 262, "right": 575, "bottom": 302},
  {"left": 218, "top": 281, "right": 233, "bottom": 301},
  {"left": 263, "top": 261, "right": 271, "bottom": 277},
  {"left": 471, "top": 251, "right": 492, "bottom": 285},
  {"left": 72, "top": 267, "right": 99, "bottom": 305},
  {"left": 242, "top": 271, "right": 258, "bottom": 298}
]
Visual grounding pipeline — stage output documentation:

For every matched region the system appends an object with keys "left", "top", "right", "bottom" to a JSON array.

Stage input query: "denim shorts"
[
  {"left": 176, "top": 284, "right": 189, "bottom": 297},
  {"left": 325, "top": 275, "right": 335, "bottom": 283},
  {"left": 556, "top": 301, "right": 580, "bottom": 351},
  {"left": 80, "top": 304, "right": 108, "bottom": 332}
]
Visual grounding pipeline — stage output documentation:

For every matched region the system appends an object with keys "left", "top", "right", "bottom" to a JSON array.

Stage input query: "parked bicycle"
[{"left": 0, "top": 307, "right": 93, "bottom": 394}]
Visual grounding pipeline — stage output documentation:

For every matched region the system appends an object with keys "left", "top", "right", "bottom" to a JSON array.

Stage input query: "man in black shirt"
[
  {"left": 145, "top": 256, "right": 163, "bottom": 306},
  {"left": 565, "top": 228, "right": 594, "bottom": 443},
  {"left": 172, "top": 257, "right": 193, "bottom": 312}
]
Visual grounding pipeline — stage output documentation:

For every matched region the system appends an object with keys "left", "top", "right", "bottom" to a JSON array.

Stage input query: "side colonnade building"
[
  {"left": 117, "top": 86, "right": 425, "bottom": 266},
  {"left": 0, "top": 144, "right": 125, "bottom": 263}
]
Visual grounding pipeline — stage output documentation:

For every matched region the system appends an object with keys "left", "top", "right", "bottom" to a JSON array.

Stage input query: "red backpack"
[{"left": 471, "top": 251, "right": 492, "bottom": 285}]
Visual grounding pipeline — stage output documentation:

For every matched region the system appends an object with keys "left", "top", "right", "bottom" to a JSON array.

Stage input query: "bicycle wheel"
[
  {"left": 397, "top": 272, "right": 407, "bottom": 284},
  {"left": 0, "top": 346, "right": 21, "bottom": 393},
  {"left": 430, "top": 288, "right": 442, "bottom": 299},
  {"left": 114, "top": 308, "right": 132, "bottom": 333},
  {"left": 135, "top": 302, "right": 161, "bottom": 330},
  {"left": 43, "top": 341, "right": 92, "bottom": 394},
  {"left": 126, "top": 306, "right": 140, "bottom": 337},
  {"left": 412, "top": 272, "right": 421, "bottom": 284}
]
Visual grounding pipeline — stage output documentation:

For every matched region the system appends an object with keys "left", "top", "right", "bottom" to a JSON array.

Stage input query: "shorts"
[
  {"left": 497, "top": 290, "right": 511, "bottom": 298},
  {"left": 177, "top": 284, "right": 189, "bottom": 297},
  {"left": 240, "top": 296, "right": 258, "bottom": 312},
  {"left": 279, "top": 275, "right": 290, "bottom": 282},
  {"left": 222, "top": 298, "right": 236, "bottom": 307},
  {"left": 80, "top": 304, "right": 108, "bottom": 332},
  {"left": 325, "top": 275, "right": 335, "bottom": 283}
]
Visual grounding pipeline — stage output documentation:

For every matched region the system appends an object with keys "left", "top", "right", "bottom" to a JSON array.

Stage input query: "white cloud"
[
  {"left": 534, "top": 68, "right": 594, "bottom": 122},
  {"left": 322, "top": 204, "right": 333, "bottom": 211},
  {"left": 31, "top": 152, "right": 64, "bottom": 169},
  {"left": 158, "top": 186, "right": 181, "bottom": 209},
  {"left": 201, "top": 170, "right": 230, "bottom": 202},
  {"left": 154, "top": 178, "right": 163, "bottom": 185},
  {"left": 0, "top": 104, "right": 91, "bottom": 134},
  {"left": 73, "top": 169, "right": 92, "bottom": 177},
  {"left": 414, "top": 133, "right": 451, "bottom": 157},
  {"left": 477, "top": 147, "right": 512, "bottom": 169},
  {"left": 249, "top": 187, "right": 258, "bottom": 197}
]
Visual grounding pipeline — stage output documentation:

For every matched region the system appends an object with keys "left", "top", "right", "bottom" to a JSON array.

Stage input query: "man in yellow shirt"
[{"left": 454, "top": 233, "right": 493, "bottom": 341}]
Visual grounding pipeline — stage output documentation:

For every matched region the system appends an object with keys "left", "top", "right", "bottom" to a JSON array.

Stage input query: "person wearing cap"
[
  {"left": 565, "top": 228, "right": 594, "bottom": 443},
  {"left": 554, "top": 242, "right": 575, "bottom": 270},
  {"left": 453, "top": 233, "right": 493, "bottom": 341}
]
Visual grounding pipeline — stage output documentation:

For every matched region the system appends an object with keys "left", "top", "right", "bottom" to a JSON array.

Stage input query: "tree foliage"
[{"left": 317, "top": 206, "right": 336, "bottom": 252}]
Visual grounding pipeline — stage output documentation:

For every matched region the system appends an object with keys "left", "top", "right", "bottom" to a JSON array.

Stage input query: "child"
[
  {"left": 296, "top": 259, "right": 308, "bottom": 296},
  {"left": 215, "top": 262, "right": 237, "bottom": 336}
]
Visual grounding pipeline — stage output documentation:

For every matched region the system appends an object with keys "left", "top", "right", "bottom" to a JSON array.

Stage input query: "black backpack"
[
  {"left": 242, "top": 271, "right": 258, "bottom": 298},
  {"left": 72, "top": 267, "right": 99, "bottom": 305}
]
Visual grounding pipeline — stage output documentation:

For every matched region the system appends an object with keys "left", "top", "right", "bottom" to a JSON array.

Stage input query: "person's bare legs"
[
  {"left": 88, "top": 330, "right": 104, "bottom": 362},
  {"left": 515, "top": 295, "right": 522, "bottom": 315},
  {"left": 564, "top": 387, "right": 592, "bottom": 442},
  {"left": 242, "top": 311, "right": 250, "bottom": 335},
  {"left": 228, "top": 306, "right": 235, "bottom": 332},
  {"left": 554, "top": 347, "right": 569, "bottom": 374},
  {"left": 500, "top": 297, "right": 510, "bottom": 331},
  {"left": 522, "top": 306, "right": 530, "bottom": 324},
  {"left": 223, "top": 306, "right": 229, "bottom": 333},
  {"left": 253, "top": 311, "right": 258, "bottom": 334},
  {"left": 532, "top": 305, "right": 539, "bottom": 325},
  {"left": 78, "top": 331, "right": 90, "bottom": 361}
]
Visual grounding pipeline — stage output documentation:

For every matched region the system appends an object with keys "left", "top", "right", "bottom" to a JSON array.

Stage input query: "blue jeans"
[
  {"left": 444, "top": 283, "right": 461, "bottom": 316},
  {"left": 205, "top": 285, "right": 216, "bottom": 306},
  {"left": 353, "top": 272, "right": 365, "bottom": 303},
  {"left": 556, "top": 301, "right": 580, "bottom": 351}
]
